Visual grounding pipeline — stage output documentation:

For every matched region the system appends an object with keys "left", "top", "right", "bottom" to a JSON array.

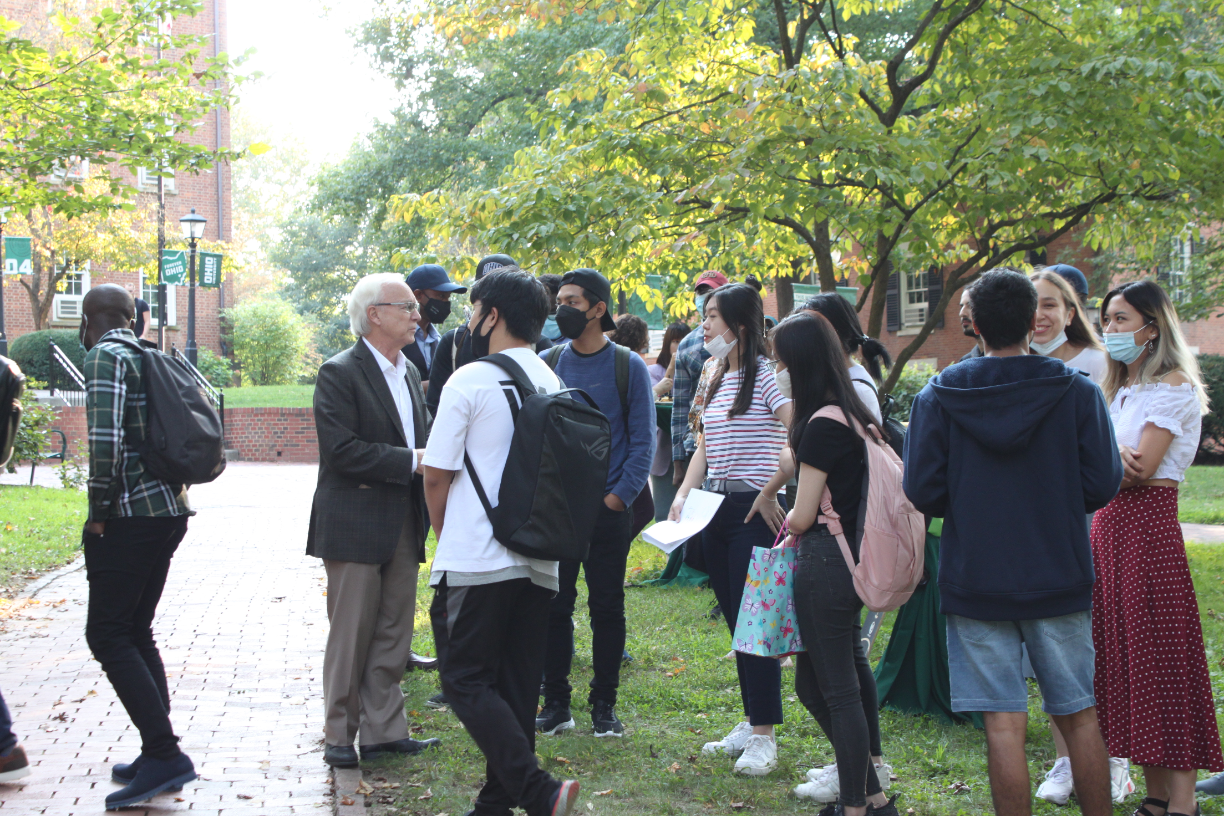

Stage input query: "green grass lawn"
[
  {"left": 222, "top": 384, "right": 315, "bottom": 408},
  {"left": 358, "top": 536, "right": 1224, "bottom": 815},
  {"left": 1182, "top": 465, "right": 1224, "bottom": 524},
  {"left": 0, "top": 485, "right": 85, "bottom": 594}
]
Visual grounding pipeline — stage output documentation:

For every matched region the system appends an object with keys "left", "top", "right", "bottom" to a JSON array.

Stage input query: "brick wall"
[{"left": 223, "top": 408, "right": 319, "bottom": 463}]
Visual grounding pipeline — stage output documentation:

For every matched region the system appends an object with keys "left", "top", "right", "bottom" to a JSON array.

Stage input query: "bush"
[
  {"left": 224, "top": 298, "right": 317, "bottom": 386},
  {"left": 195, "top": 346, "right": 234, "bottom": 389},
  {"left": 887, "top": 363, "right": 938, "bottom": 422},
  {"left": 8, "top": 329, "right": 85, "bottom": 383},
  {"left": 6, "top": 379, "right": 58, "bottom": 473},
  {"left": 1197, "top": 355, "right": 1224, "bottom": 459}
]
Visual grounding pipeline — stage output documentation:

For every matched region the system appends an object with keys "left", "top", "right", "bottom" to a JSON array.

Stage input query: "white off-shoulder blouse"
[{"left": 1109, "top": 382, "right": 1203, "bottom": 483}]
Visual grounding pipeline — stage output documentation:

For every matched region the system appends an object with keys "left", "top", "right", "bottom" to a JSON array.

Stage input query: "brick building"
[{"left": 0, "top": 0, "right": 232, "bottom": 357}]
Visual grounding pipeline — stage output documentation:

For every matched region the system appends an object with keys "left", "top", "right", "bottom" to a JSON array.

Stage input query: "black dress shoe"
[
  {"left": 324, "top": 744, "right": 359, "bottom": 768},
  {"left": 406, "top": 651, "right": 439, "bottom": 672},
  {"left": 359, "top": 737, "right": 441, "bottom": 761},
  {"left": 110, "top": 754, "right": 184, "bottom": 791},
  {"left": 105, "top": 753, "right": 196, "bottom": 810}
]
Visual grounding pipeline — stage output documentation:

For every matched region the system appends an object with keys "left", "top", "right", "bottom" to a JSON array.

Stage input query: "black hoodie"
[{"left": 903, "top": 355, "right": 1123, "bottom": 621}]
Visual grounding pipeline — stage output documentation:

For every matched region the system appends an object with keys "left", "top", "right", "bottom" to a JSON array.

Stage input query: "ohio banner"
[
  {"left": 3, "top": 236, "right": 32, "bottom": 276},
  {"left": 199, "top": 252, "right": 223, "bottom": 288},
  {"left": 161, "top": 250, "right": 187, "bottom": 285}
]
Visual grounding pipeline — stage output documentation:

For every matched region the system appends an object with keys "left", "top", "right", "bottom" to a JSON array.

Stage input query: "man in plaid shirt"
[
  {"left": 670, "top": 270, "right": 728, "bottom": 486},
  {"left": 79, "top": 284, "right": 197, "bottom": 808}
]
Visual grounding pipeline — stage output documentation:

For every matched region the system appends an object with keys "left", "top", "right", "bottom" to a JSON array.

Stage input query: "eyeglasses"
[{"left": 373, "top": 301, "right": 420, "bottom": 315}]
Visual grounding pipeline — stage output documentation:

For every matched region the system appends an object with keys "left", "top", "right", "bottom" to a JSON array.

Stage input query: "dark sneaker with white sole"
[
  {"left": 591, "top": 701, "right": 623, "bottom": 738},
  {"left": 0, "top": 745, "right": 30, "bottom": 783},
  {"left": 536, "top": 700, "right": 575, "bottom": 735},
  {"left": 867, "top": 795, "right": 901, "bottom": 816},
  {"left": 550, "top": 780, "right": 580, "bottom": 816},
  {"left": 111, "top": 754, "right": 182, "bottom": 791},
  {"left": 425, "top": 692, "right": 448, "bottom": 710}
]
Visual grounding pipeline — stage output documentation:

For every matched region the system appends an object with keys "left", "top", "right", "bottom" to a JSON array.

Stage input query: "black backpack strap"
[
  {"left": 544, "top": 344, "right": 564, "bottom": 371},
  {"left": 464, "top": 451, "right": 498, "bottom": 522},
  {"left": 479, "top": 352, "right": 540, "bottom": 401}
]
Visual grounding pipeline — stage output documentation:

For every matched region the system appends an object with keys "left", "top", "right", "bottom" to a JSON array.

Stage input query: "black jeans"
[
  {"left": 703, "top": 490, "right": 785, "bottom": 726},
  {"left": 543, "top": 504, "right": 633, "bottom": 707},
  {"left": 432, "top": 577, "right": 560, "bottom": 816},
  {"left": 84, "top": 515, "right": 188, "bottom": 760},
  {"left": 793, "top": 528, "right": 882, "bottom": 808},
  {"left": 0, "top": 688, "right": 16, "bottom": 755}
]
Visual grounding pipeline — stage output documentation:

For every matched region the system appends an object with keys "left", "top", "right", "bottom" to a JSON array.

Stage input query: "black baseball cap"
[
  {"left": 407, "top": 263, "right": 466, "bottom": 294},
  {"left": 560, "top": 268, "right": 617, "bottom": 332},
  {"left": 475, "top": 254, "right": 517, "bottom": 280}
]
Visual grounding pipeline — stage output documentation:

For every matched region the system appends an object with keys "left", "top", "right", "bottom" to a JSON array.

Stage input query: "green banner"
[
  {"left": 199, "top": 252, "right": 223, "bottom": 288},
  {"left": 3, "top": 236, "right": 32, "bottom": 276},
  {"left": 161, "top": 249, "right": 187, "bottom": 285}
]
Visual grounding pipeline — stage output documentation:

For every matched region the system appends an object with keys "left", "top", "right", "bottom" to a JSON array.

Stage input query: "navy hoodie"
[{"left": 903, "top": 355, "right": 1123, "bottom": 621}]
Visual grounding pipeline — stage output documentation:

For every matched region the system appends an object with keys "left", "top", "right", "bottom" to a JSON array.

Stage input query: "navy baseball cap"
[
  {"left": 1049, "top": 264, "right": 1089, "bottom": 299},
  {"left": 475, "top": 254, "right": 517, "bottom": 280},
  {"left": 407, "top": 263, "right": 466, "bottom": 294},
  {"left": 560, "top": 268, "right": 617, "bottom": 332}
]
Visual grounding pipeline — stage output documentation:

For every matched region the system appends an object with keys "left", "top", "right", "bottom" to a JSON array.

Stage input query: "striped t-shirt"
[{"left": 702, "top": 358, "right": 791, "bottom": 489}]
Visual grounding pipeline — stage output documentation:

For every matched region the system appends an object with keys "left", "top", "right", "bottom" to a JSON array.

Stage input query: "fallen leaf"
[
  {"left": 696, "top": 713, "right": 708, "bottom": 718},
  {"left": 259, "top": 760, "right": 271, "bottom": 770},
  {"left": 175, "top": 798, "right": 185, "bottom": 802},
  {"left": 355, "top": 779, "right": 374, "bottom": 795},
  {"left": 667, "top": 762, "right": 681, "bottom": 773},
  {"left": 730, "top": 803, "right": 755, "bottom": 810},
  {"left": 340, "top": 796, "right": 355, "bottom": 806},
  {"left": 554, "top": 756, "right": 572, "bottom": 764},
  {"left": 418, "top": 788, "right": 434, "bottom": 800},
  {"left": 406, "top": 781, "right": 424, "bottom": 787},
  {"left": 236, "top": 794, "right": 254, "bottom": 800},
  {"left": 595, "top": 789, "right": 613, "bottom": 796}
]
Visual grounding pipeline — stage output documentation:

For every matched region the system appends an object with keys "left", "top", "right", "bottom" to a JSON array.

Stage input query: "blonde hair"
[
  {"left": 1101, "top": 280, "right": 1209, "bottom": 414},
  {"left": 1030, "top": 268, "right": 1102, "bottom": 351},
  {"left": 346, "top": 273, "right": 406, "bottom": 337}
]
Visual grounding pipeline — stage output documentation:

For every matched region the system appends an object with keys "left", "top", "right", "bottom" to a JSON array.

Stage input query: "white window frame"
[
  {"left": 137, "top": 166, "right": 176, "bottom": 194},
  {"left": 52, "top": 263, "right": 90, "bottom": 322},
  {"left": 901, "top": 267, "right": 928, "bottom": 326},
  {"left": 142, "top": 280, "right": 177, "bottom": 327},
  {"left": 1168, "top": 235, "right": 1193, "bottom": 304}
]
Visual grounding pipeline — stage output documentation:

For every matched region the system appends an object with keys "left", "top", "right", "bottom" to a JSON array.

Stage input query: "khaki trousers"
[{"left": 322, "top": 524, "right": 418, "bottom": 746}]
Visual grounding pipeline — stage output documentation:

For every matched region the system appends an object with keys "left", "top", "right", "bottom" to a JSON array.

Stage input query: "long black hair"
[
  {"left": 657, "top": 321, "right": 689, "bottom": 370},
  {"left": 797, "top": 293, "right": 892, "bottom": 383},
  {"left": 707, "top": 283, "right": 766, "bottom": 418},
  {"left": 773, "top": 313, "right": 886, "bottom": 450}
]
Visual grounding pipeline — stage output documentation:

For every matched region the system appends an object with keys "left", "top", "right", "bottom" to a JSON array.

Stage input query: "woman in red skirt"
[{"left": 1092, "top": 280, "right": 1220, "bottom": 816}]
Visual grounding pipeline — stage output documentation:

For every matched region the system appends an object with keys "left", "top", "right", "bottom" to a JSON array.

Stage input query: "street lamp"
[
  {"left": 179, "top": 208, "right": 207, "bottom": 366},
  {"left": 0, "top": 208, "right": 8, "bottom": 357}
]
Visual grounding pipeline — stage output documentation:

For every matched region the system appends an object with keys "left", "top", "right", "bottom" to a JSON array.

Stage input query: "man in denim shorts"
[{"left": 903, "top": 268, "right": 1123, "bottom": 816}]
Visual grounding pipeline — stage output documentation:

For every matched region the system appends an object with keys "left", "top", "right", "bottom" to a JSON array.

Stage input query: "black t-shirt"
[
  {"left": 133, "top": 297, "right": 150, "bottom": 339},
  {"left": 796, "top": 403, "right": 866, "bottom": 538},
  {"left": 425, "top": 327, "right": 556, "bottom": 413}
]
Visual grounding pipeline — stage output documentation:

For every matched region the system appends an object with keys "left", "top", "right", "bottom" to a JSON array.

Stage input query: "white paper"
[{"left": 642, "top": 489, "right": 726, "bottom": 553}]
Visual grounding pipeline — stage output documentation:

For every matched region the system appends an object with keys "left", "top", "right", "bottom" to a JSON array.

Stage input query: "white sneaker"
[
  {"left": 1110, "top": 757, "right": 1136, "bottom": 803},
  {"left": 733, "top": 734, "right": 778, "bottom": 776},
  {"left": 701, "top": 721, "right": 754, "bottom": 757},
  {"left": 797, "top": 762, "right": 892, "bottom": 802},
  {"left": 1036, "top": 756, "right": 1074, "bottom": 805}
]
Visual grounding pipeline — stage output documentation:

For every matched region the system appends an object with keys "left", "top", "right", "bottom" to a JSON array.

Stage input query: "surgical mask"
[
  {"left": 774, "top": 368, "right": 793, "bottom": 398},
  {"left": 1030, "top": 329, "right": 1068, "bottom": 356},
  {"left": 695, "top": 293, "right": 709, "bottom": 316},
  {"left": 420, "top": 297, "right": 451, "bottom": 325},
  {"left": 542, "top": 314, "right": 562, "bottom": 341},
  {"left": 704, "top": 330, "right": 737, "bottom": 360},
  {"left": 555, "top": 304, "right": 595, "bottom": 339},
  {"left": 1104, "top": 323, "right": 1152, "bottom": 364},
  {"left": 470, "top": 316, "right": 493, "bottom": 360}
]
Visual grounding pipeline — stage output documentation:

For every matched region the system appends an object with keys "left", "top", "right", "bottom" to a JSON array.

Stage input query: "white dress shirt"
[{"left": 362, "top": 337, "right": 418, "bottom": 472}]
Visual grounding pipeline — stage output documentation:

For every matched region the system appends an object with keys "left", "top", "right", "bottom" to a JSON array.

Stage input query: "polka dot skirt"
[{"left": 1091, "top": 486, "right": 1224, "bottom": 771}]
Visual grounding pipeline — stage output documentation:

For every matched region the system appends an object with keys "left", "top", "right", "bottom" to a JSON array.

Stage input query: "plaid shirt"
[
  {"left": 670, "top": 326, "right": 710, "bottom": 461},
  {"left": 85, "top": 329, "right": 191, "bottom": 522}
]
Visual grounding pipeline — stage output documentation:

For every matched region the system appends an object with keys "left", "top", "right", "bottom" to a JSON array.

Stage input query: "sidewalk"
[{"left": 0, "top": 463, "right": 330, "bottom": 815}]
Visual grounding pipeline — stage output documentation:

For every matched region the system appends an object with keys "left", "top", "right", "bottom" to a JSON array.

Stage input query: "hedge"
[{"left": 8, "top": 329, "right": 85, "bottom": 383}]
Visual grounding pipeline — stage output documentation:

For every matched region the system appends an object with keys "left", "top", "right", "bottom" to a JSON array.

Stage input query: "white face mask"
[
  {"left": 704, "top": 330, "right": 737, "bottom": 360},
  {"left": 774, "top": 368, "right": 793, "bottom": 398},
  {"left": 1030, "top": 329, "right": 1068, "bottom": 356}
]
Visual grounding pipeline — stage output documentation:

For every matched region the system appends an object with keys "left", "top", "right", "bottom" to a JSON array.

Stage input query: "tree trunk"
[
  {"left": 813, "top": 219, "right": 837, "bottom": 291},
  {"left": 617, "top": 290, "right": 627, "bottom": 316},
  {"left": 774, "top": 257, "right": 805, "bottom": 318},
  {"left": 865, "top": 232, "right": 891, "bottom": 338}
]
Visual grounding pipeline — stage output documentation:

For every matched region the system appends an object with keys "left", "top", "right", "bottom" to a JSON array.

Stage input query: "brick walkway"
[{"left": 0, "top": 463, "right": 332, "bottom": 815}]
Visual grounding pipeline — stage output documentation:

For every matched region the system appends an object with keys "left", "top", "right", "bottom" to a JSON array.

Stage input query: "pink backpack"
[{"left": 812, "top": 406, "right": 925, "bottom": 612}]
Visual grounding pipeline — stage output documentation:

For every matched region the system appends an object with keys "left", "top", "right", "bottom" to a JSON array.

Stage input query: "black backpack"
[
  {"left": 0, "top": 356, "right": 27, "bottom": 469},
  {"left": 463, "top": 352, "right": 610, "bottom": 562},
  {"left": 103, "top": 337, "right": 226, "bottom": 486},
  {"left": 853, "top": 377, "right": 906, "bottom": 459}
]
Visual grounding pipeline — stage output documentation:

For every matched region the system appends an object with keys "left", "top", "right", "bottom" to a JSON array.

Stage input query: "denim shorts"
[{"left": 945, "top": 611, "right": 1095, "bottom": 715}]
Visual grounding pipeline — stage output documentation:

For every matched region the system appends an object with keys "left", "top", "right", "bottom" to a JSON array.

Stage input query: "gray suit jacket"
[{"left": 306, "top": 340, "right": 431, "bottom": 564}]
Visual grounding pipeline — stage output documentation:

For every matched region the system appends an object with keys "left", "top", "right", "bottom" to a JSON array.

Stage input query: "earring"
[{"left": 1147, "top": 336, "right": 1157, "bottom": 353}]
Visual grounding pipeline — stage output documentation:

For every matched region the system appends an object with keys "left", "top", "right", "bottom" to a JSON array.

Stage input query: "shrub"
[
  {"left": 195, "top": 346, "right": 234, "bottom": 389},
  {"left": 224, "top": 298, "right": 317, "bottom": 386},
  {"left": 887, "top": 363, "right": 938, "bottom": 422},
  {"left": 9, "top": 329, "right": 85, "bottom": 383},
  {"left": 1197, "top": 355, "right": 1224, "bottom": 459},
  {"left": 6, "top": 380, "right": 58, "bottom": 473}
]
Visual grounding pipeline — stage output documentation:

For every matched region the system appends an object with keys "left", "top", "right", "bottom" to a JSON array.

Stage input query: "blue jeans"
[
  {"left": 946, "top": 611, "right": 1096, "bottom": 715},
  {"left": 702, "top": 490, "right": 784, "bottom": 726},
  {"left": 0, "top": 688, "right": 16, "bottom": 754}
]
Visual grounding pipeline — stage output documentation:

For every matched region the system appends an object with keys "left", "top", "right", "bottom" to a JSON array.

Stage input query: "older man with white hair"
[{"left": 307, "top": 272, "right": 440, "bottom": 769}]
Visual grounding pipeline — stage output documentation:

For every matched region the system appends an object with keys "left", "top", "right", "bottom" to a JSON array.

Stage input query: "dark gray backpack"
[
  {"left": 104, "top": 337, "right": 226, "bottom": 485},
  {"left": 0, "top": 356, "right": 26, "bottom": 469}
]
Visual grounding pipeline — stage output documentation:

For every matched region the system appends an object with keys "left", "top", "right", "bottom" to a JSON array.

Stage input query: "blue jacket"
[
  {"left": 903, "top": 355, "right": 1123, "bottom": 621},
  {"left": 543, "top": 341, "right": 656, "bottom": 507}
]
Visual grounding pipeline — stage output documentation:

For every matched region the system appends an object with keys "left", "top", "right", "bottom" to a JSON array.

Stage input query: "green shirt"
[{"left": 85, "top": 329, "right": 191, "bottom": 522}]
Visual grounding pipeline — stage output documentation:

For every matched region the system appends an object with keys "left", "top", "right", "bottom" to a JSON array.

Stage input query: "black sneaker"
[
  {"left": 867, "top": 795, "right": 900, "bottom": 816},
  {"left": 0, "top": 744, "right": 30, "bottom": 783},
  {"left": 425, "top": 692, "right": 448, "bottom": 710},
  {"left": 591, "top": 700, "right": 623, "bottom": 738},
  {"left": 536, "top": 700, "right": 575, "bottom": 735}
]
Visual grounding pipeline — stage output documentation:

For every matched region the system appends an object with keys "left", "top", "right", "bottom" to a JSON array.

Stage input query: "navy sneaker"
[
  {"left": 550, "top": 780, "right": 580, "bottom": 816},
  {"left": 536, "top": 700, "right": 575, "bottom": 735},
  {"left": 591, "top": 701, "right": 623, "bottom": 738},
  {"left": 110, "top": 754, "right": 183, "bottom": 791},
  {"left": 105, "top": 752, "right": 196, "bottom": 810}
]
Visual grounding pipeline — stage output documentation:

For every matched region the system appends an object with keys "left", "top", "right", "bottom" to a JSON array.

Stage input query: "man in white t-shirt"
[{"left": 423, "top": 268, "right": 581, "bottom": 816}]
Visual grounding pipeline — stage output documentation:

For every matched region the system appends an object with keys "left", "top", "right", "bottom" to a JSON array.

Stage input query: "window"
[
  {"left": 1165, "top": 235, "right": 1195, "bottom": 303},
  {"left": 60, "top": 268, "right": 87, "bottom": 296},
  {"left": 902, "top": 268, "right": 928, "bottom": 326},
  {"left": 137, "top": 167, "right": 176, "bottom": 194},
  {"left": 50, "top": 157, "right": 89, "bottom": 184},
  {"left": 142, "top": 280, "right": 176, "bottom": 327}
]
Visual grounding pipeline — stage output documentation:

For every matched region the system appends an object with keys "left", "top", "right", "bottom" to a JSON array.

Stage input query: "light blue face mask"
[
  {"left": 695, "top": 293, "right": 709, "bottom": 316},
  {"left": 1103, "top": 322, "right": 1152, "bottom": 364}
]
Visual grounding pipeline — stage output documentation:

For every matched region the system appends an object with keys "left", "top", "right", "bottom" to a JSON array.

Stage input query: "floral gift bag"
[{"left": 732, "top": 543, "right": 803, "bottom": 658}]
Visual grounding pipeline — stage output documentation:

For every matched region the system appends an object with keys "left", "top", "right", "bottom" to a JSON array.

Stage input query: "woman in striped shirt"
[{"left": 670, "top": 283, "right": 793, "bottom": 777}]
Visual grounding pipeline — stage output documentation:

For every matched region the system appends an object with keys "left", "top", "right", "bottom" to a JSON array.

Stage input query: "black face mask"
[
  {"left": 421, "top": 297, "right": 451, "bottom": 325},
  {"left": 470, "top": 315, "right": 493, "bottom": 360},
  {"left": 555, "top": 304, "right": 595, "bottom": 340}
]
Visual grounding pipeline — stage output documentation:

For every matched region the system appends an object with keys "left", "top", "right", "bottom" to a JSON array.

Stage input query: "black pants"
[
  {"left": 543, "top": 504, "right": 633, "bottom": 707},
  {"left": 84, "top": 515, "right": 188, "bottom": 760},
  {"left": 793, "top": 529, "right": 882, "bottom": 808},
  {"left": 0, "top": 688, "right": 16, "bottom": 755},
  {"left": 703, "top": 490, "right": 785, "bottom": 726},
  {"left": 432, "top": 577, "right": 560, "bottom": 816}
]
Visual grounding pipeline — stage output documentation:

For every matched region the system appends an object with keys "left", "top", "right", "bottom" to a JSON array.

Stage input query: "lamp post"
[
  {"left": 0, "top": 208, "right": 7, "bottom": 357},
  {"left": 179, "top": 208, "right": 207, "bottom": 366}
]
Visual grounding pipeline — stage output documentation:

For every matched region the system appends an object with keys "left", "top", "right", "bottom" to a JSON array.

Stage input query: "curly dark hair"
[{"left": 610, "top": 313, "right": 649, "bottom": 352}]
